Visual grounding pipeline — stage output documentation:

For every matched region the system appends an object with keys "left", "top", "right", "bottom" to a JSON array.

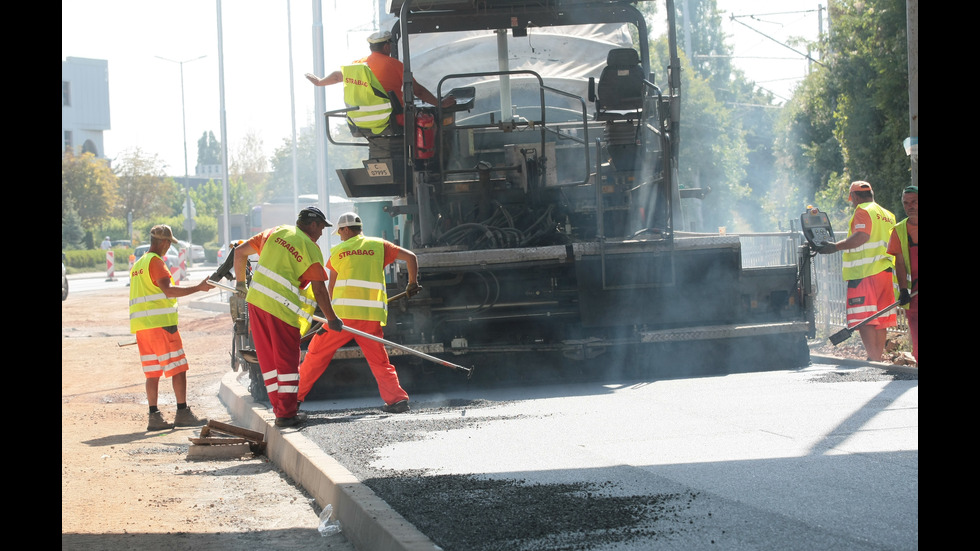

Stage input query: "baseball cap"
[
  {"left": 368, "top": 30, "right": 392, "bottom": 44},
  {"left": 297, "top": 205, "right": 331, "bottom": 226},
  {"left": 903, "top": 185, "right": 918, "bottom": 194},
  {"left": 849, "top": 181, "right": 872, "bottom": 194},
  {"left": 149, "top": 224, "right": 180, "bottom": 245},
  {"left": 333, "top": 212, "right": 362, "bottom": 234}
]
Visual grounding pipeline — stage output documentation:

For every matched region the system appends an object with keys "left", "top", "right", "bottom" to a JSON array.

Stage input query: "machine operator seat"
[{"left": 592, "top": 48, "right": 645, "bottom": 121}]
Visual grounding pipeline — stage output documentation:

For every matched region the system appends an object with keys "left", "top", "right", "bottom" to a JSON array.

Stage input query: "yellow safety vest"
[
  {"left": 246, "top": 225, "right": 322, "bottom": 334},
  {"left": 129, "top": 252, "right": 178, "bottom": 333},
  {"left": 342, "top": 64, "right": 393, "bottom": 134},
  {"left": 330, "top": 235, "right": 388, "bottom": 324},
  {"left": 842, "top": 201, "right": 895, "bottom": 281},
  {"left": 892, "top": 218, "right": 912, "bottom": 310}
]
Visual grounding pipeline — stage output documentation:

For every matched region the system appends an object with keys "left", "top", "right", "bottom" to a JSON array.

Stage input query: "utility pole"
[
  {"left": 217, "top": 0, "right": 231, "bottom": 246},
  {"left": 906, "top": 0, "right": 917, "bottom": 187},
  {"left": 156, "top": 54, "right": 206, "bottom": 265}
]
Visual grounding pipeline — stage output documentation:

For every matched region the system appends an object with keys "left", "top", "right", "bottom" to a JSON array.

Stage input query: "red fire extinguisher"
[{"left": 415, "top": 112, "right": 436, "bottom": 160}]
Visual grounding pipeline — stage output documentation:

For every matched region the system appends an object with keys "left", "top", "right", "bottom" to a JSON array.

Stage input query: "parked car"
[
  {"left": 133, "top": 244, "right": 180, "bottom": 272},
  {"left": 62, "top": 257, "right": 69, "bottom": 301},
  {"left": 177, "top": 240, "right": 206, "bottom": 263}
]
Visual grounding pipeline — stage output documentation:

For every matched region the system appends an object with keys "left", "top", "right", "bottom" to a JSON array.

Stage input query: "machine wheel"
[
  {"left": 246, "top": 361, "right": 268, "bottom": 402},
  {"left": 231, "top": 327, "right": 250, "bottom": 372}
]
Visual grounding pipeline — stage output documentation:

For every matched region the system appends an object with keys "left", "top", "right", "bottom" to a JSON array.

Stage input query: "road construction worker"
[
  {"left": 129, "top": 224, "right": 213, "bottom": 431},
  {"left": 305, "top": 29, "right": 455, "bottom": 135},
  {"left": 816, "top": 181, "right": 897, "bottom": 361},
  {"left": 297, "top": 212, "right": 420, "bottom": 414},
  {"left": 233, "top": 206, "right": 343, "bottom": 428},
  {"left": 887, "top": 185, "right": 918, "bottom": 364}
]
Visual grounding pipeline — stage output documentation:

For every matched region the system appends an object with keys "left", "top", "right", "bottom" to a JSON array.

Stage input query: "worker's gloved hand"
[
  {"left": 406, "top": 281, "right": 422, "bottom": 298},
  {"left": 327, "top": 318, "right": 344, "bottom": 333},
  {"left": 235, "top": 281, "right": 248, "bottom": 299},
  {"left": 898, "top": 288, "right": 911, "bottom": 306},
  {"left": 815, "top": 241, "right": 837, "bottom": 255}
]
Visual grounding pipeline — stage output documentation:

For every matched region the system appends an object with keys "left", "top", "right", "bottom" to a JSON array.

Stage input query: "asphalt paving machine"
[{"left": 234, "top": 0, "right": 816, "bottom": 397}]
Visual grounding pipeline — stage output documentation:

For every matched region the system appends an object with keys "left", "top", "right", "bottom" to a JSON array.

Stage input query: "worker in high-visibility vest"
[
  {"left": 816, "top": 181, "right": 897, "bottom": 361},
  {"left": 233, "top": 206, "right": 342, "bottom": 428},
  {"left": 305, "top": 29, "right": 456, "bottom": 135},
  {"left": 129, "top": 224, "right": 213, "bottom": 431},
  {"left": 298, "top": 212, "right": 420, "bottom": 414},
  {"left": 887, "top": 185, "right": 918, "bottom": 364}
]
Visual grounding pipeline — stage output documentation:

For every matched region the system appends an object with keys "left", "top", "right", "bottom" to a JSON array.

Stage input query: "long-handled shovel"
[
  {"left": 208, "top": 279, "right": 474, "bottom": 379},
  {"left": 829, "top": 290, "right": 917, "bottom": 346}
]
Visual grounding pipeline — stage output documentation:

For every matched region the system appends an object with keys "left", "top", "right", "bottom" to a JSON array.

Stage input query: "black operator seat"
[{"left": 591, "top": 48, "right": 645, "bottom": 121}]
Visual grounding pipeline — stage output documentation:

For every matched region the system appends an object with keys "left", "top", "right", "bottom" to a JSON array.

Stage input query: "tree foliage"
[
  {"left": 197, "top": 130, "right": 222, "bottom": 166},
  {"left": 775, "top": 0, "right": 910, "bottom": 224},
  {"left": 265, "top": 123, "right": 361, "bottom": 203},
  {"left": 114, "top": 147, "right": 180, "bottom": 219},
  {"left": 62, "top": 150, "right": 117, "bottom": 228},
  {"left": 231, "top": 129, "right": 269, "bottom": 197}
]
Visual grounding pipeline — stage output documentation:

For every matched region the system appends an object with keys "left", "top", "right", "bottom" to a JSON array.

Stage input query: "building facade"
[{"left": 62, "top": 57, "right": 110, "bottom": 159}]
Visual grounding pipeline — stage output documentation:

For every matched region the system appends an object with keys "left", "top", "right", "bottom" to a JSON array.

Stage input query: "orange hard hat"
[{"left": 849, "top": 181, "right": 872, "bottom": 194}]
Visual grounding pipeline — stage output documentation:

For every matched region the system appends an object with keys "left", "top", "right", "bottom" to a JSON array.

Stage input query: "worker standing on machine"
[
  {"left": 234, "top": 206, "right": 343, "bottom": 428},
  {"left": 816, "top": 181, "right": 897, "bottom": 361},
  {"left": 297, "top": 212, "right": 421, "bottom": 414}
]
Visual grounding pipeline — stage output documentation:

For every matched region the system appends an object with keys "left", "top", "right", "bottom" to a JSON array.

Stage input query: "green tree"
[
  {"left": 265, "top": 121, "right": 368, "bottom": 205},
  {"left": 191, "top": 178, "right": 254, "bottom": 218},
  {"left": 231, "top": 129, "right": 269, "bottom": 194},
  {"left": 197, "top": 130, "right": 222, "bottom": 166},
  {"left": 774, "top": 0, "right": 909, "bottom": 223},
  {"left": 62, "top": 193, "right": 85, "bottom": 249},
  {"left": 62, "top": 150, "right": 117, "bottom": 229},
  {"left": 115, "top": 147, "right": 181, "bottom": 219}
]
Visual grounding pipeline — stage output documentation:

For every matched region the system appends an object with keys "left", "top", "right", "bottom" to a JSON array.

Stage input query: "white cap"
[
  {"left": 367, "top": 30, "right": 392, "bottom": 44},
  {"left": 333, "top": 212, "right": 362, "bottom": 234}
]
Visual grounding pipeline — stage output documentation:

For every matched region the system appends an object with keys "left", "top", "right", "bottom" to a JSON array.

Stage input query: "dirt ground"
[{"left": 61, "top": 284, "right": 355, "bottom": 550}]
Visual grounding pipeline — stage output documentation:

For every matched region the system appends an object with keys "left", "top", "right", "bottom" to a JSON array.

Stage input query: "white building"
[{"left": 62, "top": 57, "right": 110, "bottom": 159}]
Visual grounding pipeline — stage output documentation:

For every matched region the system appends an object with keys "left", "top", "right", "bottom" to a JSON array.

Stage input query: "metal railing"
[{"left": 737, "top": 232, "right": 908, "bottom": 337}]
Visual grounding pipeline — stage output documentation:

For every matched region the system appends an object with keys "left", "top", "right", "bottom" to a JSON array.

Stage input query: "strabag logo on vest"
[
  {"left": 345, "top": 77, "right": 371, "bottom": 88},
  {"left": 273, "top": 236, "right": 305, "bottom": 262},
  {"left": 337, "top": 249, "right": 376, "bottom": 260}
]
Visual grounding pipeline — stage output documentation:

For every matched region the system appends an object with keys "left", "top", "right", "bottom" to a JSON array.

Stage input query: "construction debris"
[{"left": 187, "top": 419, "right": 266, "bottom": 459}]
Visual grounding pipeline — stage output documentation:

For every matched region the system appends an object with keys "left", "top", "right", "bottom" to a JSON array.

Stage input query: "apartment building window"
[
  {"left": 64, "top": 131, "right": 73, "bottom": 152},
  {"left": 63, "top": 81, "right": 71, "bottom": 106}
]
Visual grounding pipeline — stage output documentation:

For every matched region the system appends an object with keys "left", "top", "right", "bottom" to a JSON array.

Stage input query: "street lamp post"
[{"left": 156, "top": 54, "right": 206, "bottom": 265}]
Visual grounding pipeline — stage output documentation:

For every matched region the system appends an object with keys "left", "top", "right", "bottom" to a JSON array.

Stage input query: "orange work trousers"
[{"left": 298, "top": 319, "right": 409, "bottom": 406}]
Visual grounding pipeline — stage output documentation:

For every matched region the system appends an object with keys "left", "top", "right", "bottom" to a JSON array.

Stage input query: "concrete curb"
[{"left": 217, "top": 370, "right": 440, "bottom": 551}]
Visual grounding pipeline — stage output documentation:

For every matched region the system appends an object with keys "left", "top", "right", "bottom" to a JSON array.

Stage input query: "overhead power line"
[{"left": 729, "top": 11, "right": 826, "bottom": 68}]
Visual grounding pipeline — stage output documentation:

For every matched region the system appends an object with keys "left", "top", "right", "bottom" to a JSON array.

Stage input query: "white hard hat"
[
  {"left": 367, "top": 30, "right": 392, "bottom": 44},
  {"left": 333, "top": 212, "right": 362, "bottom": 234}
]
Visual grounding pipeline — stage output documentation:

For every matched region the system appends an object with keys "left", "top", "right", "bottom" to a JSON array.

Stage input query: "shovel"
[
  {"left": 208, "top": 279, "right": 474, "bottom": 379},
  {"left": 829, "top": 290, "right": 917, "bottom": 345}
]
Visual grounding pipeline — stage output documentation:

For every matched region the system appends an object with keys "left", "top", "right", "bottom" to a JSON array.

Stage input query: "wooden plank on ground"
[
  {"left": 206, "top": 419, "right": 264, "bottom": 443},
  {"left": 189, "top": 437, "right": 252, "bottom": 446}
]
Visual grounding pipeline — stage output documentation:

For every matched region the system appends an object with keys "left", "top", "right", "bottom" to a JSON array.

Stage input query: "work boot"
[
  {"left": 174, "top": 407, "right": 208, "bottom": 427},
  {"left": 147, "top": 411, "right": 174, "bottom": 431},
  {"left": 382, "top": 399, "right": 410, "bottom": 414},
  {"left": 275, "top": 411, "right": 308, "bottom": 428}
]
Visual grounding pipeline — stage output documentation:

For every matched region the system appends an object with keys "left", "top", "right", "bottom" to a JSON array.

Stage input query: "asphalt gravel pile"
[{"left": 302, "top": 399, "right": 706, "bottom": 551}]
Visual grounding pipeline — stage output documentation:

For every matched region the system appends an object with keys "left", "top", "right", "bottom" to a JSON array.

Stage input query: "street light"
[{"left": 156, "top": 54, "right": 206, "bottom": 265}]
